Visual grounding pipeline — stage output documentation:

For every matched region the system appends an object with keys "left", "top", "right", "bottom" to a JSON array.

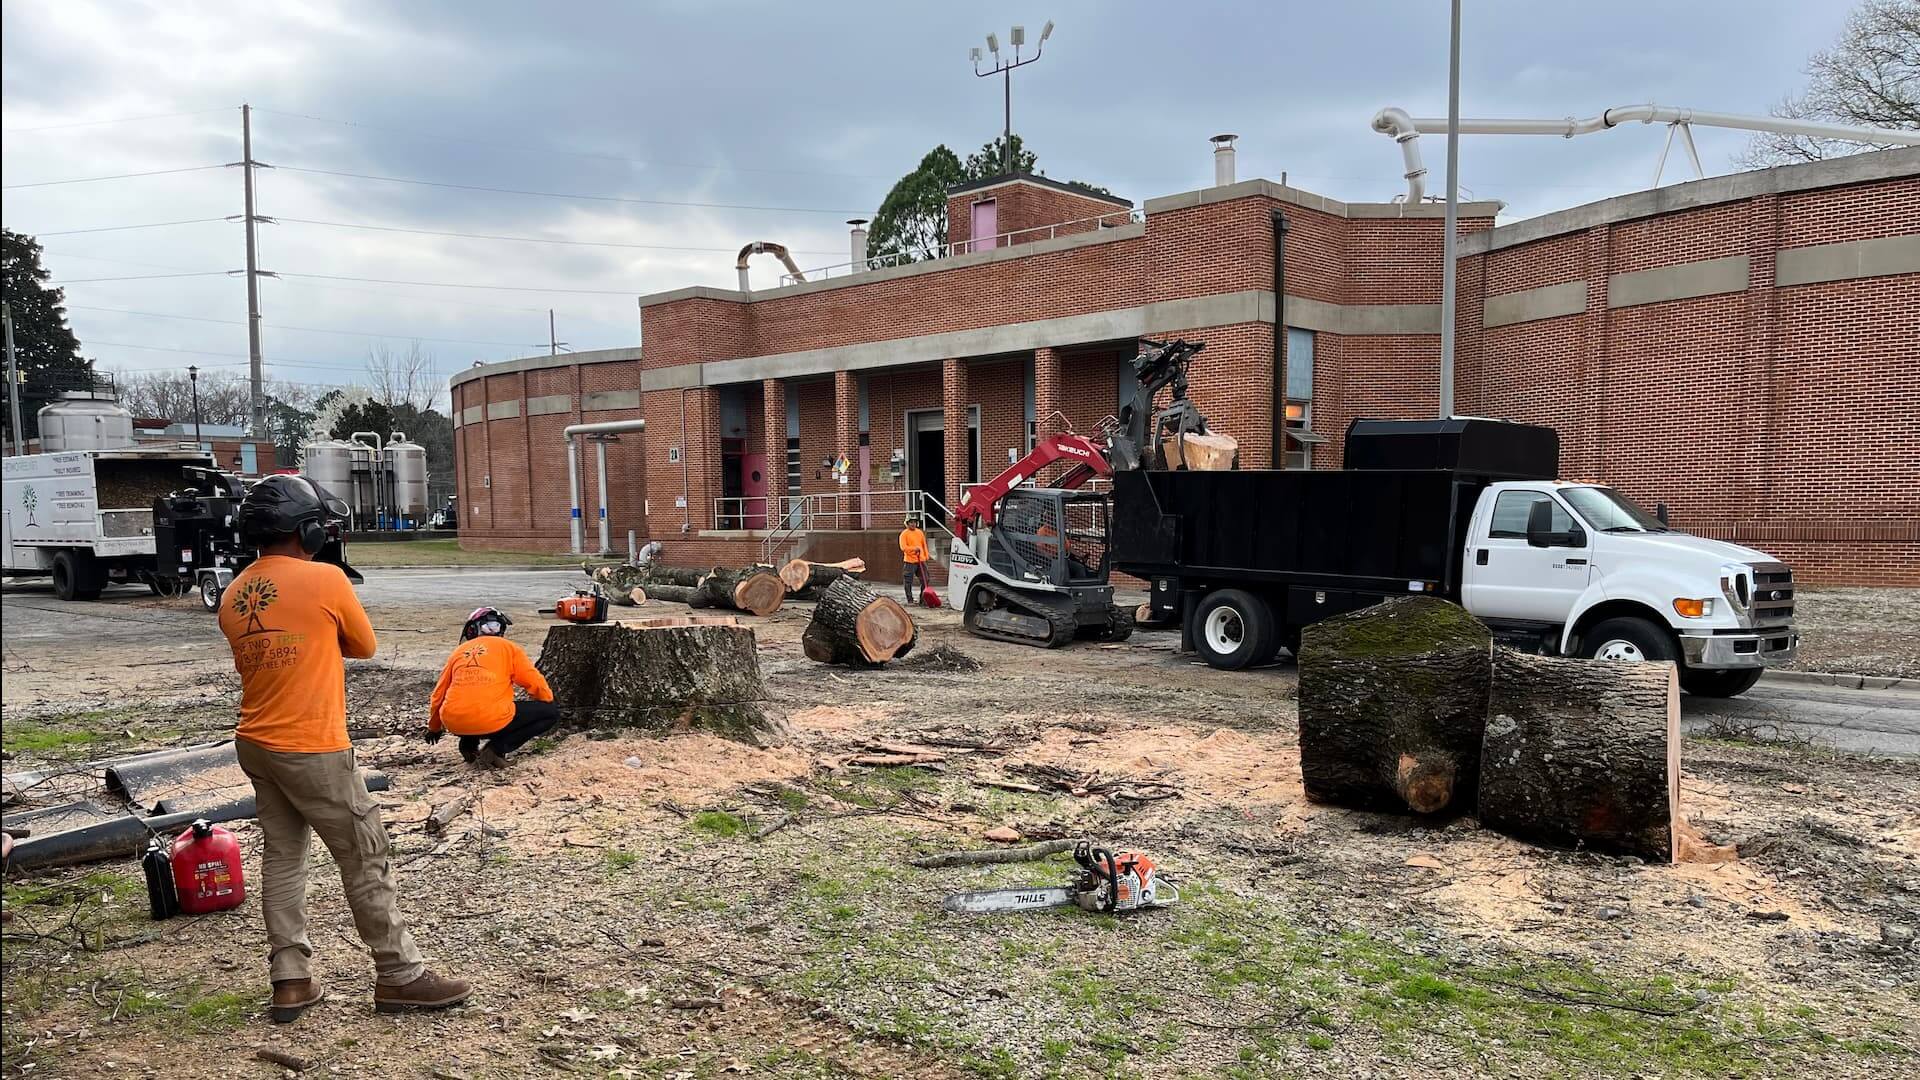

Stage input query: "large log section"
[
  {"left": 1480, "top": 651, "right": 1680, "bottom": 862},
  {"left": 1296, "top": 596, "right": 1492, "bottom": 814},
  {"left": 801, "top": 576, "right": 917, "bottom": 667},
  {"left": 537, "top": 621, "right": 789, "bottom": 747}
]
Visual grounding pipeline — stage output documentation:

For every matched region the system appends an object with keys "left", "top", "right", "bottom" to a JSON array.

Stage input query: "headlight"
[
  {"left": 1718, "top": 563, "right": 1751, "bottom": 615},
  {"left": 1672, "top": 598, "right": 1713, "bottom": 618}
]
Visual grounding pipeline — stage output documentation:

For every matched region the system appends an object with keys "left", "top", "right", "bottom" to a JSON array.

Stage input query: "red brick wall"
[{"left": 948, "top": 179, "right": 1129, "bottom": 251}]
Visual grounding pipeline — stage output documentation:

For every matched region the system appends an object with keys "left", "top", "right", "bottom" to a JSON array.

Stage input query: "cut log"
[
  {"left": 640, "top": 583, "right": 715, "bottom": 608},
  {"left": 1163, "top": 430, "right": 1239, "bottom": 471},
  {"left": 1296, "top": 596, "right": 1492, "bottom": 814},
  {"left": 632, "top": 565, "right": 709, "bottom": 588},
  {"left": 779, "top": 557, "right": 867, "bottom": 593},
  {"left": 699, "top": 567, "right": 786, "bottom": 616},
  {"left": 425, "top": 792, "right": 473, "bottom": 836},
  {"left": 801, "top": 575, "right": 917, "bottom": 666},
  {"left": 1480, "top": 650, "right": 1680, "bottom": 862},
  {"left": 536, "top": 622, "right": 788, "bottom": 747}
]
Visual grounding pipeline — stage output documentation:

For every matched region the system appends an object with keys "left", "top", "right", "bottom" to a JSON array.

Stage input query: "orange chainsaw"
[
  {"left": 941, "top": 841, "right": 1177, "bottom": 915},
  {"left": 542, "top": 589, "right": 608, "bottom": 624}
]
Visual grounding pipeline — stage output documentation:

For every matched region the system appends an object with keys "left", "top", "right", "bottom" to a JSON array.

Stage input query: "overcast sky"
[{"left": 1, "top": 0, "right": 1859, "bottom": 403}]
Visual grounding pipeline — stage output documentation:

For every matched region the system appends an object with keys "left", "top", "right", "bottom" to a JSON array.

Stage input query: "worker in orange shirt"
[
  {"left": 899, "top": 514, "right": 931, "bottom": 604},
  {"left": 220, "top": 475, "right": 468, "bottom": 1023},
  {"left": 427, "top": 607, "right": 558, "bottom": 769}
]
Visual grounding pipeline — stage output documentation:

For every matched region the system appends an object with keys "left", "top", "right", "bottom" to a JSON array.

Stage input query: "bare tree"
[
  {"left": 116, "top": 369, "right": 254, "bottom": 427},
  {"left": 366, "top": 341, "right": 439, "bottom": 412},
  {"left": 1740, "top": 0, "right": 1920, "bottom": 166}
]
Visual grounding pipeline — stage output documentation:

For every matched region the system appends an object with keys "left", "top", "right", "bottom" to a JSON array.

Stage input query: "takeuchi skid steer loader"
[{"left": 946, "top": 339, "right": 1212, "bottom": 648}]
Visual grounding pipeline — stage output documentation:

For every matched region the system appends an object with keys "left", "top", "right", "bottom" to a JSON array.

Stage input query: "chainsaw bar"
[{"left": 941, "top": 886, "right": 1076, "bottom": 915}]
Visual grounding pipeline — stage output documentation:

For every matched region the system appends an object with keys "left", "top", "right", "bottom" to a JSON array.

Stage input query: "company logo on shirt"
[{"left": 230, "top": 577, "right": 281, "bottom": 636}]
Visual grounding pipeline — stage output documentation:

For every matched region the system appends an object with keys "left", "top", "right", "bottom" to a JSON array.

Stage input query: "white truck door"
[{"left": 1464, "top": 488, "right": 1592, "bottom": 623}]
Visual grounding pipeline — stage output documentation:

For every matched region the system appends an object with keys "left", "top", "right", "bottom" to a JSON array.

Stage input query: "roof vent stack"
[{"left": 1211, "top": 134, "right": 1238, "bottom": 187}]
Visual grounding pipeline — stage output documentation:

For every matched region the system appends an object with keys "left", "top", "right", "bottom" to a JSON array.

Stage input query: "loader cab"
[{"left": 983, "top": 488, "right": 1112, "bottom": 589}]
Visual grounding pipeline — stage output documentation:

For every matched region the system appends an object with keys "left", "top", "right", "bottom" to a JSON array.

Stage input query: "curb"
[
  {"left": 1763, "top": 669, "right": 1910, "bottom": 692},
  {"left": 358, "top": 565, "right": 580, "bottom": 574}
]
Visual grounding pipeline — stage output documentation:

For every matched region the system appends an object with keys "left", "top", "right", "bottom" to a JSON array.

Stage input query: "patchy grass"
[
  {"left": 1, "top": 705, "right": 194, "bottom": 758},
  {"left": 602, "top": 849, "right": 639, "bottom": 872},
  {"left": 689, "top": 810, "right": 748, "bottom": 839}
]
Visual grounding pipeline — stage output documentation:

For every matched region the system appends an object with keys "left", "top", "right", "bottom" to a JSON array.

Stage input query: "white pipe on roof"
[{"left": 1371, "top": 103, "right": 1920, "bottom": 203}]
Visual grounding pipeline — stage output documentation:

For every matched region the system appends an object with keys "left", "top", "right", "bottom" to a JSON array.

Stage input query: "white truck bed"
[{"left": 3, "top": 448, "right": 215, "bottom": 570}]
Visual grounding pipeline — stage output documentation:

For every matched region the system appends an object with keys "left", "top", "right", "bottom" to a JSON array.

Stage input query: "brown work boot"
[
  {"left": 474, "top": 745, "right": 507, "bottom": 770},
  {"left": 269, "top": 978, "right": 326, "bottom": 1024},
  {"left": 373, "top": 969, "right": 472, "bottom": 1013}
]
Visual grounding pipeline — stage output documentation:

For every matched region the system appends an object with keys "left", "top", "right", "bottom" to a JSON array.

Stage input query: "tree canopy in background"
[
  {"left": 866, "top": 135, "right": 1112, "bottom": 266},
  {"left": 1741, "top": 0, "right": 1920, "bottom": 165},
  {"left": 1, "top": 228, "right": 92, "bottom": 441}
]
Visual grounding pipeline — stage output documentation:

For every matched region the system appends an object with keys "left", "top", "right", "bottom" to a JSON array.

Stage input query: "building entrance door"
[
  {"left": 740, "top": 452, "right": 768, "bottom": 529},
  {"left": 906, "top": 408, "right": 979, "bottom": 509}
]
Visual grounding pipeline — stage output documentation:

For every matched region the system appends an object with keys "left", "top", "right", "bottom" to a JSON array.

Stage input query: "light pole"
[
  {"left": 971, "top": 20, "right": 1055, "bottom": 175},
  {"left": 187, "top": 365, "right": 203, "bottom": 446}
]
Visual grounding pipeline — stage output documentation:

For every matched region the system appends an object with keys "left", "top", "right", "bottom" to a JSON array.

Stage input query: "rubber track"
[{"left": 965, "top": 579, "right": 1078, "bottom": 648}]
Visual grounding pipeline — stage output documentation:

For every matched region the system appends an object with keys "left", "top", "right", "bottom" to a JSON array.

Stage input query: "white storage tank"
[
  {"left": 387, "top": 433, "right": 429, "bottom": 520},
  {"left": 38, "top": 397, "right": 137, "bottom": 452},
  {"left": 301, "top": 440, "right": 355, "bottom": 508}
]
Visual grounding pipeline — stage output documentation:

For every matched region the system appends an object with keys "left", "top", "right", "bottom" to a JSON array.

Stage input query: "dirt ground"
[
  {"left": 1780, "top": 587, "right": 1920, "bottom": 679},
  {"left": 3, "top": 586, "right": 1917, "bottom": 1079}
]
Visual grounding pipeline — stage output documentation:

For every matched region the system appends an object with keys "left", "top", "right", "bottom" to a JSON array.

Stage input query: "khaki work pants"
[{"left": 235, "top": 739, "right": 425, "bottom": 986}]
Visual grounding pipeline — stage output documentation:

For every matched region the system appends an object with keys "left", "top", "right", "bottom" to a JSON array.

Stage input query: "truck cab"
[{"left": 1460, "top": 480, "right": 1796, "bottom": 697}]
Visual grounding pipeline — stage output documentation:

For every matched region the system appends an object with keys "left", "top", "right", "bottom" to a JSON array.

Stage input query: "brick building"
[{"left": 450, "top": 149, "right": 1920, "bottom": 585}]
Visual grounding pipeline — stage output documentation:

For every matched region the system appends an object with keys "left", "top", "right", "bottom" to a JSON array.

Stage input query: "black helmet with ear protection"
[{"left": 236, "top": 474, "right": 350, "bottom": 555}]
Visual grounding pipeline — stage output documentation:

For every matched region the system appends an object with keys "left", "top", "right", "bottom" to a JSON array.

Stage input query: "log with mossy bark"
[
  {"left": 1296, "top": 595, "right": 1492, "bottom": 815},
  {"left": 1479, "top": 650, "right": 1680, "bottom": 862},
  {"left": 801, "top": 575, "right": 917, "bottom": 667},
  {"left": 535, "top": 621, "right": 789, "bottom": 747}
]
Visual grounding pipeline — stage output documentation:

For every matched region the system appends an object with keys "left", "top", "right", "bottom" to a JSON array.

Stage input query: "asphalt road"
[{"left": 5, "top": 568, "right": 1917, "bottom": 756}]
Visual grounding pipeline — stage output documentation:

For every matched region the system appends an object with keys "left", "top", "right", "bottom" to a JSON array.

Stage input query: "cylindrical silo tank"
[
  {"left": 37, "top": 398, "right": 137, "bottom": 452},
  {"left": 301, "top": 440, "right": 356, "bottom": 513},
  {"left": 386, "top": 435, "right": 429, "bottom": 522}
]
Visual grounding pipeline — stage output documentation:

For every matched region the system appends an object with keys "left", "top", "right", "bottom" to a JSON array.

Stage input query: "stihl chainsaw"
[{"left": 942, "top": 842, "right": 1178, "bottom": 915}]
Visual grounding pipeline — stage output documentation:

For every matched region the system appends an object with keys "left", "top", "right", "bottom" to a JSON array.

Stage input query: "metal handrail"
[
  {"left": 780, "top": 208, "right": 1141, "bottom": 286},
  {"left": 757, "top": 487, "right": 950, "bottom": 564},
  {"left": 712, "top": 496, "right": 773, "bottom": 531}
]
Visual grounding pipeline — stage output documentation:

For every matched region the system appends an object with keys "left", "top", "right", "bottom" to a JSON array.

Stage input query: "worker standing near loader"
[
  {"left": 426, "top": 607, "right": 558, "bottom": 769},
  {"left": 899, "top": 515, "right": 931, "bottom": 605},
  {"left": 219, "top": 475, "right": 469, "bottom": 1023}
]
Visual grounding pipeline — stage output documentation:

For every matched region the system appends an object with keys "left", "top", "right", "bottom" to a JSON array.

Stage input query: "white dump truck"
[{"left": 2, "top": 447, "right": 217, "bottom": 600}]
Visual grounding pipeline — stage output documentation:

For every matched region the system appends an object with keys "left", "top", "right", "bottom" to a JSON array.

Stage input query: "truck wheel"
[
  {"left": 50, "top": 551, "right": 102, "bottom": 601},
  {"left": 1583, "top": 616, "right": 1675, "bottom": 664},
  {"left": 199, "top": 575, "right": 224, "bottom": 613},
  {"left": 1680, "top": 667, "right": 1763, "bottom": 698},
  {"left": 1193, "top": 589, "right": 1274, "bottom": 671}
]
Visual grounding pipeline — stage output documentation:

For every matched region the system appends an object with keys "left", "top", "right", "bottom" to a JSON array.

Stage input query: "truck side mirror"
[
  {"left": 1525, "top": 499, "right": 1554, "bottom": 548},
  {"left": 1656, "top": 502, "right": 1669, "bottom": 526}
]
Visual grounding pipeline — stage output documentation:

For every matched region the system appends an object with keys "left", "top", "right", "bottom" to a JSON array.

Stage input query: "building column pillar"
[
  {"left": 941, "top": 357, "right": 969, "bottom": 512},
  {"left": 833, "top": 369, "right": 858, "bottom": 467},
  {"left": 1033, "top": 347, "right": 1064, "bottom": 439},
  {"left": 761, "top": 378, "right": 786, "bottom": 524}
]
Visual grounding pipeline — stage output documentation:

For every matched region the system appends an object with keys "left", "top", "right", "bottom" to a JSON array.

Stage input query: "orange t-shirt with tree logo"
[{"left": 218, "top": 555, "right": 377, "bottom": 753}]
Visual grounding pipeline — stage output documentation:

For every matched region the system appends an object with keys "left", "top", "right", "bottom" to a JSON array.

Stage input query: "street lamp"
[
  {"left": 971, "top": 19, "right": 1055, "bottom": 175},
  {"left": 187, "top": 365, "right": 203, "bottom": 445}
]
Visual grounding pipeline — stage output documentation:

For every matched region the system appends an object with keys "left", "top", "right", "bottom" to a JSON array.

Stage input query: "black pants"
[
  {"left": 903, "top": 561, "right": 926, "bottom": 603},
  {"left": 458, "top": 700, "right": 560, "bottom": 759}
]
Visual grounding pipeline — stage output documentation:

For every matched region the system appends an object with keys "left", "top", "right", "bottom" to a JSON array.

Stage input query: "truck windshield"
[{"left": 1562, "top": 487, "right": 1668, "bottom": 532}]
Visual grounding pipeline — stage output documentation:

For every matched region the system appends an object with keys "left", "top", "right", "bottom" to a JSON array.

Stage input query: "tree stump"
[
  {"left": 1296, "top": 596, "right": 1492, "bottom": 814},
  {"left": 535, "top": 622, "right": 788, "bottom": 747},
  {"left": 1163, "top": 431, "right": 1239, "bottom": 471},
  {"left": 801, "top": 575, "right": 917, "bottom": 667},
  {"left": 699, "top": 567, "right": 786, "bottom": 616},
  {"left": 1480, "top": 650, "right": 1680, "bottom": 862}
]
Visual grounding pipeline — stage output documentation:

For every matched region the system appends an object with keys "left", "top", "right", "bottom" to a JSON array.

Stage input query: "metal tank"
[
  {"left": 301, "top": 439, "right": 356, "bottom": 512},
  {"left": 37, "top": 397, "right": 138, "bottom": 452},
  {"left": 386, "top": 432, "right": 429, "bottom": 523}
]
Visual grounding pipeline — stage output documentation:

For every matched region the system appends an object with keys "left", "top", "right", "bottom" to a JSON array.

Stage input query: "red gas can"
[{"left": 169, "top": 819, "right": 246, "bottom": 915}]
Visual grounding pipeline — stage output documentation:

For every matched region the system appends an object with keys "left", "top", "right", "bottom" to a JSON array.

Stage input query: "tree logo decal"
[
  {"left": 230, "top": 577, "right": 280, "bottom": 636},
  {"left": 20, "top": 484, "right": 38, "bottom": 527}
]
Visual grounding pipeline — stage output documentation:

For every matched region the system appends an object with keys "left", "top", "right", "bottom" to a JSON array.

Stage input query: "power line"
[
  {"left": 25, "top": 217, "right": 231, "bottom": 237},
  {"left": 279, "top": 271, "right": 639, "bottom": 296},
  {"left": 2, "top": 164, "right": 228, "bottom": 190},
  {"left": 68, "top": 304, "right": 548, "bottom": 348},
  {"left": 50, "top": 272, "right": 232, "bottom": 284},
  {"left": 1, "top": 107, "right": 231, "bottom": 134},
  {"left": 276, "top": 216, "right": 840, "bottom": 255},
  {"left": 274, "top": 164, "right": 870, "bottom": 215},
  {"left": 251, "top": 105, "right": 892, "bottom": 182}
]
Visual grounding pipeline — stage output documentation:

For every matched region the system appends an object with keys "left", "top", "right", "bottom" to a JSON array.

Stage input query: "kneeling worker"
[{"left": 427, "top": 607, "right": 558, "bottom": 769}]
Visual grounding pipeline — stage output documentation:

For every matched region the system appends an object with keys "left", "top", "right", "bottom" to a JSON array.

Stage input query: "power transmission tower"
[{"left": 230, "top": 104, "right": 277, "bottom": 437}]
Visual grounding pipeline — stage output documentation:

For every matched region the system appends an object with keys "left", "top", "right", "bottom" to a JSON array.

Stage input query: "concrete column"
[
  {"left": 1580, "top": 224, "right": 1612, "bottom": 481},
  {"left": 941, "top": 357, "right": 970, "bottom": 511},
  {"left": 1745, "top": 194, "right": 1781, "bottom": 517},
  {"left": 761, "top": 378, "right": 786, "bottom": 523},
  {"left": 833, "top": 369, "right": 858, "bottom": 465},
  {"left": 1033, "top": 347, "right": 1064, "bottom": 438}
]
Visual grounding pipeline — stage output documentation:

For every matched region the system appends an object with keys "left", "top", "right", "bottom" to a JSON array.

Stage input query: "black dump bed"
[{"left": 1111, "top": 418, "right": 1556, "bottom": 593}]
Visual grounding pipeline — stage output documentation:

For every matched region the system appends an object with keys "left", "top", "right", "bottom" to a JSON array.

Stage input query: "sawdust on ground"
[{"left": 1007, "top": 723, "right": 1308, "bottom": 810}]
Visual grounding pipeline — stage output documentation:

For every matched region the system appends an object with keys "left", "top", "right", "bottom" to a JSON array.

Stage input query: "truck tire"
[
  {"left": 1193, "top": 589, "right": 1274, "bottom": 671},
  {"left": 199, "top": 574, "right": 224, "bottom": 614},
  {"left": 1582, "top": 616, "right": 1675, "bottom": 664},
  {"left": 1679, "top": 667, "right": 1763, "bottom": 698},
  {"left": 50, "top": 551, "right": 102, "bottom": 601}
]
